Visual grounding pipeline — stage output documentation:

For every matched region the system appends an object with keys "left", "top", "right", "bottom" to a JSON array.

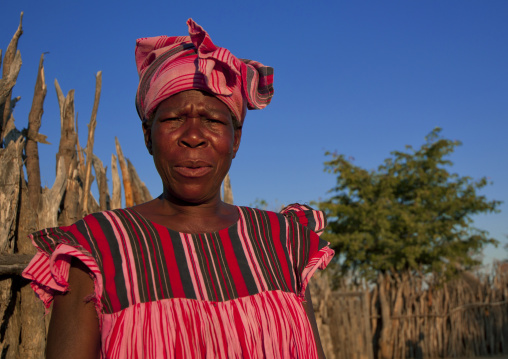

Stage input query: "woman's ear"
[{"left": 142, "top": 122, "right": 153, "bottom": 155}]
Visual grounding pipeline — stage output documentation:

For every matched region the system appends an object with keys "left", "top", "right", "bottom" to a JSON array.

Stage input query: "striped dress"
[{"left": 23, "top": 204, "right": 334, "bottom": 358}]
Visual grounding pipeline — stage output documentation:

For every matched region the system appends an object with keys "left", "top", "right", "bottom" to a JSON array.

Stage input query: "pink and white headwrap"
[{"left": 135, "top": 19, "right": 274, "bottom": 124}]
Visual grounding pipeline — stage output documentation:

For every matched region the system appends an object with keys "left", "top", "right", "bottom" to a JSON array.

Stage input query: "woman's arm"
[
  {"left": 302, "top": 285, "right": 326, "bottom": 359},
  {"left": 46, "top": 258, "right": 100, "bottom": 359}
]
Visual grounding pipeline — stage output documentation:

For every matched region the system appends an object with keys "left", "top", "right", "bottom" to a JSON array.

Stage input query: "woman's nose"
[{"left": 178, "top": 118, "right": 207, "bottom": 148}]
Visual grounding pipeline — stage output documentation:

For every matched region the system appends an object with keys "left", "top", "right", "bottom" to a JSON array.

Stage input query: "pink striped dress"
[{"left": 23, "top": 204, "right": 334, "bottom": 358}]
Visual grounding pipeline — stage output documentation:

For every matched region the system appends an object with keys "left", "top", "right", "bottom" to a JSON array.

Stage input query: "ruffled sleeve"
[
  {"left": 21, "top": 221, "right": 103, "bottom": 313},
  {"left": 280, "top": 204, "right": 334, "bottom": 299}
]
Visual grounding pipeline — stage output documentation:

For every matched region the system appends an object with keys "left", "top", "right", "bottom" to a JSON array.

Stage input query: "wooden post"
[
  {"left": 378, "top": 273, "right": 393, "bottom": 359},
  {"left": 127, "top": 158, "right": 152, "bottom": 204},
  {"left": 362, "top": 290, "right": 374, "bottom": 359},
  {"left": 25, "top": 54, "right": 48, "bottom": 221},
  {"left": 111, "top": 154, "right": 122, "bottom": 209},
  {"left": 82, "top": 72, "right": 102, "bottom": 216},
  {"left": 55, "top": 81, "right": 79, "bottom": 226},
  {"left": 0, "top": 13, "right": 23, "bottom": 144},
  {"left": 223, "top": 173, "right": 233, "bottom": 204},
  {"left": 115, "top": 137, "right": 133, "bottom": 207},
  {"left": 17, "top": 171, "right": 46, "bottom": 359},
  {"left": 127, "top": 159, "right": 143, "bottom": 205},
  {"left": 0, "top": 17, "right": 24, "bottom": 358},
  {"left": 0, "top": 137, "right": 23, "bottom": 250},
  {"left": 92, "top": 154, "right": 110, "bottom": 211}
]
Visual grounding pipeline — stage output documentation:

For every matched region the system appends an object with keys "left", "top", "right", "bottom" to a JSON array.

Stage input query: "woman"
[{"left": 23, "top": 19, "right": 334, "bottom": 358}]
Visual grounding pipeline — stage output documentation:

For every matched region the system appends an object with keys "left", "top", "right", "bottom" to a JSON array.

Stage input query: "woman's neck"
[{"left": 131, "top": 192, "right": 239, "bottom": 234}]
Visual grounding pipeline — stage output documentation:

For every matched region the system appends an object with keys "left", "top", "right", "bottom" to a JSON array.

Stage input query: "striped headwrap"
[{"left": 135, "top": 19, "right": 274, "bottom": 124}]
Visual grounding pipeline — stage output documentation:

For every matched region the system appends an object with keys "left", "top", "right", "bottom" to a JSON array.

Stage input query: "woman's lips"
[{"left": 173, "top": 160, "right": 213, "bottom": 178}]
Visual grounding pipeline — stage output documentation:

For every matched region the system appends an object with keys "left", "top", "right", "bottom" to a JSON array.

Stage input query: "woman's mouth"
[{"left": 173, "top": 161, "right": 213, "bottom": 178}]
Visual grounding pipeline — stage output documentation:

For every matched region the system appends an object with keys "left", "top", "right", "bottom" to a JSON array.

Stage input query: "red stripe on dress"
[
  {"left": 104, "top": 212, "right": 138, "bottom": 308},
  {"left": 267, "top": 211, "right": 294, "bottom": 292},
  {"left": 255, "top": 209, "right": 287, "bottom": 291},
  {"left": 197, "top": 233, "right": 220, "bottom": 300},
  {"left": 209, "top": 232, "right": 232, "bottom": 300},
  {"left": 181, "top": 233, "right": 207, "bottom": 300},
  {"left": 218, "top": 227, "right": 249, "bottom": 297},
  {"left": 246, "top": 209, "right": 277, "bottom": 289},
  {"left": 85, "top": 214, "right": 123, "bottom": 312},
  {"left": 236, "top": 209, "right": 266, "bottom": 291},
  {"left": 155, "top": 225, "right": 186, "bottom": 298}
]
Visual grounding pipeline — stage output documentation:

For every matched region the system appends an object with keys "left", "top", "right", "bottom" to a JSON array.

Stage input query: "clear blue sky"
[{"left": 2, "top": 1, "right": 507, "bottom": 263}]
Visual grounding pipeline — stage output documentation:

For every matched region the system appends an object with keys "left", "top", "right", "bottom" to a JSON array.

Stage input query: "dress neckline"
[{"left": 125, "top": 206, "right": 242, "bottom": 235}]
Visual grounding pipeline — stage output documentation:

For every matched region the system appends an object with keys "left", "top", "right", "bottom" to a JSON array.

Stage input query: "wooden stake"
[
  {"left": 25, "top": 54, "right": 47, "bottom": 215},
  {"left": 115, "top": 137, "right": 133, "bottom": 207},
  {"left": 0, "top": 12, "right": 23, "bottom": 143},
  {"left": 111, "top": 154, "right": 122, "bottom": 209},
  {"left": 82, "top": 72, "right": 102, "bottom": 215},
  {"left": 223, "top": 172, "right": 233, "bottom": 204},
  {"left": 92, "top": 154, "right": 110, "bottom": 211}
]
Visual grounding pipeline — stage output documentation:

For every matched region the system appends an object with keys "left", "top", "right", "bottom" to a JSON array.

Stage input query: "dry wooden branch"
[
  {"left": 75, "top": 113, "right": 86, "bottom": 178},
  {"left": 25, "top": 54, "right": 47, "bottom": 214},
  {"left": 1, "top": 13, "right": 23, "bottom": 79},
  {"left": 0, "top": 137, "right": 23, "bottom": 252},
  {"left": 223, "top": 173, "right": 233, "bottom": 204},
  {"left": 111, "top": 154, "right": 122, "bottom": 209},
  {"left": 54, "top": 79, "right": 65, "bottom": 127},
  {"left": 0, "top": 254, "right": 32, "bottom": 275},
  {"left": 55, "top": 82, "right": 80, "bottom": 226},
  {"left": 115, "top": 137, "right": 133, "bottom": 207},
  {"left": 82, "top": 71, "right": 102, "bottom": 215},
  {"left": 55, "top": 83, "right": 76, "bottom": 176},
  {"left": 39, "top": 157, "right": 67, "bottom": 229},
  {"left": 0, "top": 50, "right": 22, "bottom": 125},
  {"left": 127, "top": 159, "right": 143, "bottom": 205},
  {"left": 93, "top": 154, "right": 110, "bottom": 211},
  {"left": 127, "top": 158, "right": 152, "bottom": 204},
  {"left": 1, "top": 12, "right": 23, "bottom": 142}
]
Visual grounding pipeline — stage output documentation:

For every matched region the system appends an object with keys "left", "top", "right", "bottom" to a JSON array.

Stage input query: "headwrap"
[{"left": 135, "top": 19, "right": 274, "bottom": 124}]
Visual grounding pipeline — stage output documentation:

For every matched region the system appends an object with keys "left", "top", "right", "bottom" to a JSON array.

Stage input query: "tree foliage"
[{"left": 319, "top": 128, "right": 501, "bottom": 279}]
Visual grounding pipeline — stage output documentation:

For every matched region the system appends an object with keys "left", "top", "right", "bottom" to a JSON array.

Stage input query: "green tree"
[{"left": 319, "top": 128, "right": 501, "bottom": 279}]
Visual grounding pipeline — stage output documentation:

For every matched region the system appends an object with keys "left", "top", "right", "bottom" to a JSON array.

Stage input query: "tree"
[{"left": 319, "top": 128, "right": 501, "bottom": 279}]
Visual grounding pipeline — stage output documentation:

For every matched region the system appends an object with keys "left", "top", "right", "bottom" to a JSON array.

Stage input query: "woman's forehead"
[{"left": 156, "top": 90, "right": 231, "bottom": 114}]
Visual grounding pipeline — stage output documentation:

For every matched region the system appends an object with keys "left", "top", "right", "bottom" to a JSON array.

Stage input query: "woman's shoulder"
[
  {"left": 30, "top": 208, "right": 135, "bottom": 243},
  {"left": 237, "top": 203, "right": 327, "bottom": 236},
  {"left": 279, "top": 203, "right": 327, "bottom": 236}
]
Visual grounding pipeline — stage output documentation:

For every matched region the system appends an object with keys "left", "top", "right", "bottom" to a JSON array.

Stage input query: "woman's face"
[{"left": 143, "top": 90, "right": 242, "bottom": 204}]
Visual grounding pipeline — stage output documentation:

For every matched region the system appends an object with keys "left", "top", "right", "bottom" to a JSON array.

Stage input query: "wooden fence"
[
  {"left": 311, "top": 265, "right": 508, "bottom": 359},
  {"left": 0, "top": 14, "right": 154, "bottom": 359}
]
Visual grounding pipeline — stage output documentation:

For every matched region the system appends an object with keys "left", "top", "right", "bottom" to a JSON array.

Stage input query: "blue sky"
[{"left": 2, "top": 1, "right": 507, "bottom": 263}]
